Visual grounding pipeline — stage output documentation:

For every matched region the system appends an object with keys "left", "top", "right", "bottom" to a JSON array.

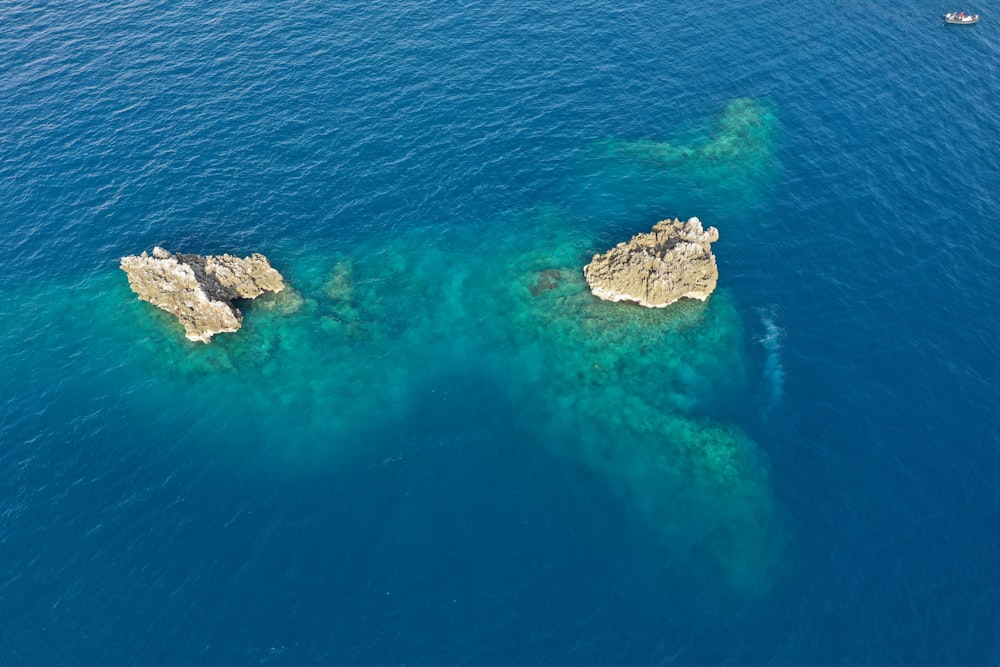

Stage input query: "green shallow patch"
[
  {"left": 0, "top": 266, "right": 425, "bottom": 468},
  {"left": 594, "top": 98, "right": 779, "bottom": 208},
  {"left": 608, "top": 400, "right": 779, "bottom": 593},
  {"left": 3, "top": 199, "right": 781, "bottom": 590},
  {"left": 529, "top": 391, "right": 780, "bottom": 593},
  {"left": 478, "top": 206, "right": 751, "bottom": 415},
  {"left": 464, "top": 210, "right": 778, "bottom": 590}
]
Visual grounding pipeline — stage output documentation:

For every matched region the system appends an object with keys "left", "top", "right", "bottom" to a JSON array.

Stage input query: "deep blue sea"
[{"left": 3, "top": 0, "right": 1000, "bottom": 664}]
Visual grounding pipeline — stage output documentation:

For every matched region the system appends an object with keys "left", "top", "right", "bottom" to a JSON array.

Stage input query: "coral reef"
[
  {"left": 479, "top": 208, "right": 777, "bottom": 589},
  {"left": 106, "top": 100, "right": 783, "bottom": 589},
  {"left": 594, "top": 98, "right": 778, "bottom": 212},
  {"left": 608, "top": 98, "right": 775, "bottom": 172}
]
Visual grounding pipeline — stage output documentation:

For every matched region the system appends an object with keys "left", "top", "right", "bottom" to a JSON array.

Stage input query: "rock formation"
[
  {"left": 120, "top": 247, "right": 286, "bottom": 342},
  {"left": 583, "top": 217, "right": 719, "bottom": 308}
]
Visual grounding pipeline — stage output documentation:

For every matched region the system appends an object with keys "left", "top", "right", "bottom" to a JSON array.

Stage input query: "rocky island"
[
  {"left": 120, "top": 247, "right": 286, "bottom": 342},
  {"left": 583, "top": 217, "right": 719, "bottom": 308}
]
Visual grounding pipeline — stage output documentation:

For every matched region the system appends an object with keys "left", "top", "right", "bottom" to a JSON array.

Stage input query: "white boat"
[{"left": 944, "top": 12, "right": 980, "bottom": 24}]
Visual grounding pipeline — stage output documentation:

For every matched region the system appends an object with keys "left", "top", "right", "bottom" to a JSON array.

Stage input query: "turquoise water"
[{"left": 2, "top": 1, "right": 1000, "bottom": 663}]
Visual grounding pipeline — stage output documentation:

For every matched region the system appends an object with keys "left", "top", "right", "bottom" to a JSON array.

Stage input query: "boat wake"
[{"left": 756, "top": 308, "right": 785, "bottom": 418}]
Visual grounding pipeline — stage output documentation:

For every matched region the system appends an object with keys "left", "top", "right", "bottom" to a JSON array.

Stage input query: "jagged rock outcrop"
[
  {"left": 120, "top": 247, "right": 286, "bottom": 342},
  {"left": 583, "top": 217, "right": 719, "bottom": 308}
]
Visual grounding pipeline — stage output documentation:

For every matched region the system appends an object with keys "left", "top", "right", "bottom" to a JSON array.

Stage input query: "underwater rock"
[
  {"left": 120, "top": 247, "right": 286, "bottom": 342},
  {"left": 529, "top": 269, "right": 564, "bottom": 296},
  {"left": 254, "top": 285, "right": 305, "bottom": 316},
  {"left": 583, "top": 217, "right": 719, "bottom": 308},
  {"left": 323, "top": 260, "right": 354, "bottom": 303}
]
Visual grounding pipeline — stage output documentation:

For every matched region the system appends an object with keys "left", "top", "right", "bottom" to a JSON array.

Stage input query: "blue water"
[{"left": 3, "top": 0, "right": 1000, "bottom": 663}]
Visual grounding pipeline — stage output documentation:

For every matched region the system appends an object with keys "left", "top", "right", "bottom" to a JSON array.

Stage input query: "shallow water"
[{"left": 2, "top": 0, "right": 1000, "bottom": 664}]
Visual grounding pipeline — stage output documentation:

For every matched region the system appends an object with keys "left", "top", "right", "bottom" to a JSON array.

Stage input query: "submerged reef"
[
  {"left": 584, "top": 217, "right": 719, "bottom": 308},
  {"left": 479, "top": 208, "right": 780, "bottom": 590},
  {"left": 598, "top": 98, "right": 777, "bottom": 202},
  {"left": 600, "top": 399, "right": 777, "bottom": 591},
  {"left": 107, "top": 99, "right": 783, "bottom": 589},
  {"left": 110, "top": 211, "right": 781, "bottom": 590},
  {"left": 608, "top": 98, "right": 774, "bottom": 169},
  {"left": 120, "top": 247, "right": 285, "bottom": 342}
]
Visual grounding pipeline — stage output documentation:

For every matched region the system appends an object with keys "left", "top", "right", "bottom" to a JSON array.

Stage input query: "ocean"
[{"left": 2, "top": 0, "right": 999, "bottom": 664}]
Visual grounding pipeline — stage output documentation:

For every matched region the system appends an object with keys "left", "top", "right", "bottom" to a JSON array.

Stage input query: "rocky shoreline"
[
  {"left": 583, "top": 217, "right": 719, "bottom": 308},
  {"left": 122, "top": 217, "right": 717, "bottom": 342},
  {"left": 120, "top": 247, "right": 286, "bottom": 342}
]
